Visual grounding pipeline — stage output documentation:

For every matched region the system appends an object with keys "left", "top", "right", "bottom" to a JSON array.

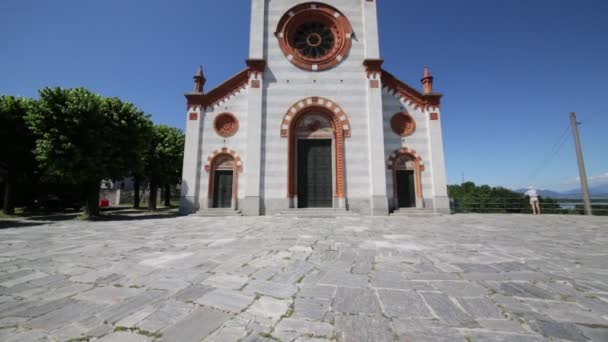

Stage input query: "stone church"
[{"left": 180, "top": 0, "right": 449, "bottom": 216}]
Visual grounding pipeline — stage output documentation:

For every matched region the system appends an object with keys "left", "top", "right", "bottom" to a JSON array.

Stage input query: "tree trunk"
[
  {"left": 164, "top": 184, "right": 171, "bottom": 207},
  {"left": 133, "top": 178, "right": 141, "bottom": 209},
  {"left": 148, "top": 181, "right": 158, "bottom": 211},
  {"left": 2, "top": 176, "right": 14, "bottom": 215},
  {"left": 84, "top": 180, "right": 100, "bottom": 218}
]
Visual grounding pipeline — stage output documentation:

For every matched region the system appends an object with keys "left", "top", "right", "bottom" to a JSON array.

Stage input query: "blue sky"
[{"left": 1, "top": 0, "right": 607, "bottom": 192}]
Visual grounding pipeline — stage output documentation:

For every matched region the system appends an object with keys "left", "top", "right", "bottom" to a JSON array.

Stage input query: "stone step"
[
  {"left": 194, "top": 209, "right": 243, "bottom": 217},
  {"left": 391, "top": 208, "right": 441, "bottom": 217},
  {"left": 276, "top": 208, "right": 355, "bottom": 218}
]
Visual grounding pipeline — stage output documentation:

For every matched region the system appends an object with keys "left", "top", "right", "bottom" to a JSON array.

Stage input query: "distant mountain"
[{"left": 515, "top": 189, "right": 566, "bottom": 198}]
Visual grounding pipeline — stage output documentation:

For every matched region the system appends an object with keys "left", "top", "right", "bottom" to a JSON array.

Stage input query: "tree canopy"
[
  {"left": 0, "top": 96, "right": 37, "bottom": 214},
  {"left": 143, "top": 125, "right": 185, "bottom": 210},
  {"left": 26, "top": 87, "right": 153, "bottom": 216}
]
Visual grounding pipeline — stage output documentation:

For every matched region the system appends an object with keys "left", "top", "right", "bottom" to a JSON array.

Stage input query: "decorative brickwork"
[
  {"left": 276, "top": 3, "right": 353, "bottom": 71},
  {"left": 213, "top": 113, "right": 239, "bottom": 137},
  {"left": 390, "top": 112, "right": 416, "bottom": 137},
  {"left": 205, "top": 149, "right": 243, "bottom": 203},
  {"left": 387, "top": 148, "right": 425, "bottom": 200},
  {"left": 282, "top": 97, "right": 350, "bottom": 199}
]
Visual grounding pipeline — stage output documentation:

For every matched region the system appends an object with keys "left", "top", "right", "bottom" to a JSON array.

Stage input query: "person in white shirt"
[{"left": 525, "top": 187, "right": 541, "bottom": 215}]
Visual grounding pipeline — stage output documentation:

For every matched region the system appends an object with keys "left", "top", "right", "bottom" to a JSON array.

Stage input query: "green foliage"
[
  {"left": 27, "top": 87, "right": 152, "bottom": 183},
  {"left": 0, "top": 96, "right": 37, "bottom": 214},
  {"left": 144, "top": 125, "right": 185, "bottom": 185},
  {"left": 26, "top": 87, "right": 153, "bottom": 216},
  {"left": 0, "top": 95, "right": 36, "bottom": 177},
  {"left": 449, "top": 182, "right": 563, "bottom": 214}
]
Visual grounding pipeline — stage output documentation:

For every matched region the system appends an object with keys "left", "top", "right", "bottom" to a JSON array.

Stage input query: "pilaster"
[
  {"left": 242, "top": 59, "right": 266, "bottom": 216},
  {"left": 363, "top": 0, "right": 380, "bottom": 59},
  {"left": 364, "top": 59, "right": 389, "bottom": 216},
  {"left": 249, "top": 0, "right": 266, "bottom": 59},
  {"left": 180, "top": 105, "right": 204, "bottom": 214},
  {"left": 427, "top": 110, "right": 450, "bottom": 213}
]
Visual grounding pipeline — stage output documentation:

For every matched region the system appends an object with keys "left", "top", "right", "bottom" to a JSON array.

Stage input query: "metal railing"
[{"left": 451, "top": 198, "right": 608, "bottom": 216}]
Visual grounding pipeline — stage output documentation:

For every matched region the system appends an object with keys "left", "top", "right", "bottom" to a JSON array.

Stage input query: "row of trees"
[
  {"left": 0, "top": 88, "right": 184, "bottom": 218},
  {"left": 449, "top": 182, "right": 562, "bottom": 214}
]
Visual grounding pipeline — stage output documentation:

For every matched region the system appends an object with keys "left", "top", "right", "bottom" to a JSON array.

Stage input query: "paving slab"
[{"left": 0, "top": 214, "right": 606, "bottom": 340}]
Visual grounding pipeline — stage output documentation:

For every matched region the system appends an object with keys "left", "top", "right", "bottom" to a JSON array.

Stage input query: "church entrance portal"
[
  {"left": 396, "top": 170, "right": 416, "bottom": 208},
  {"left": 212, "top": 170, "right": 233, "bottom": 208},
  {"left": 297, "top": 139, "right": 332, "bottom": 208}
]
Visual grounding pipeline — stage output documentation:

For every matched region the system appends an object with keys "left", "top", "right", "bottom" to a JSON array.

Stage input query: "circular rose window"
[
  {"left": 276, "top": 3, "right": 353, "bottom": 71},
  {"left": 214, "top": 113, "right": 239, "bottom": 137},
  {"left": 391, "top": 113, "right": 416, "bottom": 137}
]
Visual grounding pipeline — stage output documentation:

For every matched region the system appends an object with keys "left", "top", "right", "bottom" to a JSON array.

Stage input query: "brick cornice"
[
  {"left": 381, "top": 69, "right": 442, "bottom": 111},
  {"left": 363, "top": 59, "right": 384, "bottom": 77},
  {"left": 185, "top": 68, "right": 250, "bottom": 110}
]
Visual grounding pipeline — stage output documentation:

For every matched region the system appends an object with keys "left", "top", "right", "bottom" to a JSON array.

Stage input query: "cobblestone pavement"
[{"left": 0, "top": 214, "right": 607, "bottom": 342}]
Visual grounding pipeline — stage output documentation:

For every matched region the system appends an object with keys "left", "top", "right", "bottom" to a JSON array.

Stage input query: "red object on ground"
[{"left": 100, "top": 199, "right": 110, "bottom": 207}]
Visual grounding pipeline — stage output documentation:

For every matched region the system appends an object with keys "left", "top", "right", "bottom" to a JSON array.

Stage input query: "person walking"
[{"left": 525, "top": 187, "right": 541, "bottom": 215}]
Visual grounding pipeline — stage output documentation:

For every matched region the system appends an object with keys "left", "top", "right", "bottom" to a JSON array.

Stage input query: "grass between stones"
[{"left": 114, "top": 326, "right": 162, "bottom": 338}]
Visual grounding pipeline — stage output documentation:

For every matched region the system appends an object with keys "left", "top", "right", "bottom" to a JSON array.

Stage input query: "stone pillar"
[
  {"left": 243, "top": 60, "right": 266, "bottom": 216},
  {"left": 363, "top": 0, "right": 381, "bottom": 60},
  {"left": 249, "top": 0, "right": 265, "bottom": 60},
  {"left": 364, "top": 60, "right": 389, "bottom": 216},
  {"left": 427, "top": 110, "right": 450, "bottom": 213},
  {"left": 179, "top": 106, "right": 203, "bottom": 214}
]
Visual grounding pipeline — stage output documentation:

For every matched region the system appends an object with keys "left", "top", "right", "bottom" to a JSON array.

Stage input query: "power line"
[{"left": 528, "top": 123, "right": 571, "bottom": 182}]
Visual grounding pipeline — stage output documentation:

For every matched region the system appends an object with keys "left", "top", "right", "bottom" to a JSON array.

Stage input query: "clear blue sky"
[{"left": 1, "top": 0, "right": 607, "bottom": 192}]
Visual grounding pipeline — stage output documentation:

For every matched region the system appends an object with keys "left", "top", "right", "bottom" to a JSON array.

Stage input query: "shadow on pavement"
[{"left": 0, "top": 220, "right": 47, "bottom": 229}]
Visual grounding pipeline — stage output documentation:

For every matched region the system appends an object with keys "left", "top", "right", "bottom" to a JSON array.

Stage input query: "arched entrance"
[
  {"left": 205, "top": 149, "right": 242, "bottom": 209},
  {"left": 387, "top": 148, "right": 424, "bottom": 209},
  {"left": 281, "top": 97, "right": 351, "bottom": 208}
]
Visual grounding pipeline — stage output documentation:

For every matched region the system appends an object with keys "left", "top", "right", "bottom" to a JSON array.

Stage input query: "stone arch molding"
[
  {"left": 204, "top": 148, "right": 243, "bottom": 173},
  {"left": 280, "top": 97, "right": 351, "bottom": 138},
  {"left": 281, "top": 96, "right": 351, "bottom": 201},
  {"left": 387, "top": 147, "right": 425, "bottom": 202}
]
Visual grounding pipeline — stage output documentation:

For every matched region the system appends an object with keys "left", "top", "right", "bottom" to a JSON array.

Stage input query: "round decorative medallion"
[
  {"left": 214, "top": 113, "right": 239, "bottom": 137},
  {"left": 391, "top": 113, "right": 416, "bottom": 137},
  {"left": 276, "top": 3, "right": 353, "bottom": 71}
]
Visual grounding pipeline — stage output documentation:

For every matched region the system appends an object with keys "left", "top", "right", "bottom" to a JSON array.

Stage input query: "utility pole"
[{"left": 570, "top": 112, "right": 593, "bottom": 215}]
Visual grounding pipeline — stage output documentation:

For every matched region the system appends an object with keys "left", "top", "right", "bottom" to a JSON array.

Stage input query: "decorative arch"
[
  {"left": 281, "top": 97, "right": 351, "bottom": 202},
  {"left": 205, "top": 148, "right": 243, "bottom": 208},
  {"left": 387, "top": 148, "right": 425, "bottom": 205}
]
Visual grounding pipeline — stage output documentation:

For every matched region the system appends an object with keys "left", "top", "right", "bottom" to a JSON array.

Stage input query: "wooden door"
[
  {"left": 396, "top": 170, "right": 416, "bottom": 208},
  {"left": 213, "top": 170, "right": 233, "bottom": 208},
  {"left": 297, "top": 139, "right": 332, "bottom": 208}
]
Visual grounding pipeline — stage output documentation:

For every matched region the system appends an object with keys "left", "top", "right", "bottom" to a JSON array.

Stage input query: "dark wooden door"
[
  {"left": 213, "top": 170, "right": 233, "bottom": 208},
  {"left": 297, "top": 139, "right": 332, "bottom": 208},
  {"left": 396, "top": 170, "right": 416, "bottom": 208}
]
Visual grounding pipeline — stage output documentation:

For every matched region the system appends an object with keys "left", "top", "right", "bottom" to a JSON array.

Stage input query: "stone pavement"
[{"left": 0, "top": 214, "right": 607, "bottom": 342}]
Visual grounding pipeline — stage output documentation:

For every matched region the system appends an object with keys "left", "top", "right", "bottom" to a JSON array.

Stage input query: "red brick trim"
[
  {"left": 390, "top": 112, "right": 416, "bottom": 137},
  {"left": 205, "top": 149, "right": 243, "bottom": 202},
  {"left": 189, "top": 112, "right": 198, "bottom": 121},
  {"left": 213, "top": 113, "right": 239, "bottom": 138},
  {"left": 276, "top": 3, "right": 353, "bottom": 71},
  {"left": 430, "top": 112, "right": 439, "bottom": 121},
  {"left": 281, "top": 97, "right": 350, "bottom": 199},
  {"left": 381, "top": 69, "right": 442, "bottom": 111},
  {"left": 387, "top": 148, "right": 425, "bottom": 200}
]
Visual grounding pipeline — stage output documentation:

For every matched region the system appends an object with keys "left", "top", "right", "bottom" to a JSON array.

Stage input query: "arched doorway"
[
  {"left": 281, "top": 97, "right": 351, "bottom": 209},
  {"left": 205, "top": 149, "right": 242, "bottom": 209},
  {"left": 294, "top": 113, "right": 334, "bottom": 208},
  {"left": 388, "top": 148, "right": 424, "bottom": 209}
]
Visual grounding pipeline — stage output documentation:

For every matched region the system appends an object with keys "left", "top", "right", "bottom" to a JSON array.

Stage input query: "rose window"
[
  {"left": 293, "top": 22, "right": 336, "bottom": 60},
  {"left": 391, "top": 113, "right": 416, "bottom": 137},
  {"left": 276, "top": 3, "right": 353, "bottom": 71},
  {"left": 214, "top": 113, "right": 239, "bottom": 137}
]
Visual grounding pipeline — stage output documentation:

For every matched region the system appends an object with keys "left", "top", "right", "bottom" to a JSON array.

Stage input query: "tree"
[
  {"left": 27, "top": 87, "right": 152, "bottom": 217},
  {"left": 0, "top": 96, "right": 37, "bottom": 214},
  {"left": 143, "top": 125, "right": 185, "bottom": 211}
]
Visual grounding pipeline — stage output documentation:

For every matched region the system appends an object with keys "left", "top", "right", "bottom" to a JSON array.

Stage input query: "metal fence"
[{"left": 451, "top": 198, "right": 608, "bottom": 216}]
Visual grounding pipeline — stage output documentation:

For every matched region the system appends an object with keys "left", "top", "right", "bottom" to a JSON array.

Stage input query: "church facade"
[{"left": 180, "top": 0, "right": 449, "bottom": 216}]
